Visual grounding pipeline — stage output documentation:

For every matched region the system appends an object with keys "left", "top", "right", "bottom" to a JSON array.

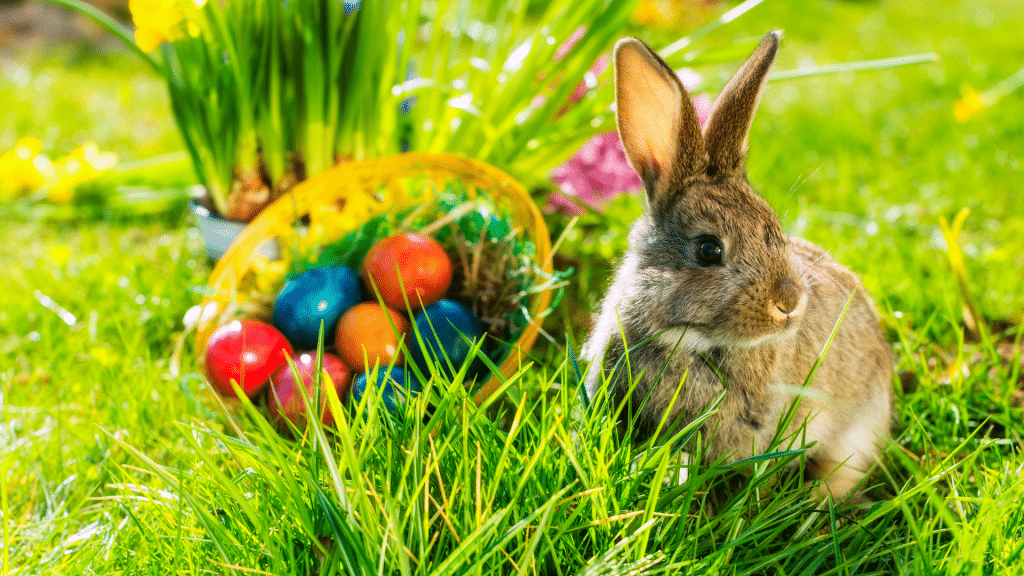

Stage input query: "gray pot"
[{"left": 188, "top": 199, "right": 281, "bottom": 261}]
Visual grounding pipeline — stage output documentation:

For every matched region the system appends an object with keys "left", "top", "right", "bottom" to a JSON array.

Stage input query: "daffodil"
[
  {"left": 129, "top": 0, "right": 207, "bottom": 52},
  {"left": 0, "top": 139, "right": 119, "bottom": 204},
  {"left": 955, "top": 65, "right": 1024, "bottom": 123},
  {"left": 47, "top": 159, "right": 84, "bottom": 204},
  {"left": 77, "top": 142, "right": 118, "bottom": 172},
  {"left": 11, "top": 136, "right": 41, "bottom": 158},
  {"left": 631, "top": 1, "right": 666, "bottom": 26},
  {"left": 954, "top": 85, "right": 986, "bottom": 123},
  {"left": 0, "top": 137, "right": 50, "bottom": 200},
  {"left": 45, "top": 143, "right": 117, "bottom": 204},
  {"left": 47, "top": 244, "right": 73, "bottom": 268},
  {"left": 630, "top": 0, "right": 717, "bottom": 29}
]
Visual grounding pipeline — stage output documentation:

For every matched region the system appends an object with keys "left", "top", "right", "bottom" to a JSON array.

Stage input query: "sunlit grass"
[{"left": 3, "top": 0, "right": 1024, "bottom": 573}]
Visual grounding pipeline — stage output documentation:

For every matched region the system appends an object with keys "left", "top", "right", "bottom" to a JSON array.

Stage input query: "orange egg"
[{"left": 335, "top": 302, "right": 411, "bottom": 372}]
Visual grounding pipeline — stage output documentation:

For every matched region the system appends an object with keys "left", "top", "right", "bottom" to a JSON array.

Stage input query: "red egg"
[
  {"left": 267, "top": 352, "right": 352, "bottom": 428},
  {"left": 335, "top": 302, "right": 411, "bottom": 372},
  {"left": 205, "top": 319, "right": 294, "bottom": 398},
  {"left": 361, "top": 232, "right": 453, "bottom": 310}
]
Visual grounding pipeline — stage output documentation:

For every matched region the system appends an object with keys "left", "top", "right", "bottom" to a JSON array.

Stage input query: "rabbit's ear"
[
  {"left": 703, "top": 31, "right": 781, "bottom": 177},
  {"left": 614, "top": 38, "right": 706, "bottom": 203}
]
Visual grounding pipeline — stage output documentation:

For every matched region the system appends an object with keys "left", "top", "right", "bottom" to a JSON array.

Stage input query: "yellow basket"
[{"left": 195, "top": 153, "right": 553, "bottom": 405}]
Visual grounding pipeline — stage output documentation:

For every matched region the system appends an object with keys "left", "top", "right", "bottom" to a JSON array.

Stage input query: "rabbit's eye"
[{"left": 696, "top": 236, "right": 723, "bottom": 266}]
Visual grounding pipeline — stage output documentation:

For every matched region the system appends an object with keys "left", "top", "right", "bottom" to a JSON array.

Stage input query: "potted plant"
[
  {"left": 52, "top": 0, "right": 934, "bottom": 257},
  {"left": 45, "top": 1, "right": 646, "bottom": 250}
]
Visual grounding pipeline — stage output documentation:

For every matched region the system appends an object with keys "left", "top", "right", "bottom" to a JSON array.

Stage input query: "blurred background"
[
  {"left": 1, "top": 0, "right": 1022, "bottom": 339},
  {"left": 2, "top": 3, "right": 1023, "bottom": 571}
]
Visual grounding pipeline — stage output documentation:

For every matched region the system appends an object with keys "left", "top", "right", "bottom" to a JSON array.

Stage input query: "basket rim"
[{"left": 196, "top": 152, "right": 554, "bottom": 407}]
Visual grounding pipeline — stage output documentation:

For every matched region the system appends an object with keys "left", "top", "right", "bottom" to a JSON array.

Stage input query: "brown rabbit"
[{"left": 582, "top": 32, "right": 893, "bottom": 498}]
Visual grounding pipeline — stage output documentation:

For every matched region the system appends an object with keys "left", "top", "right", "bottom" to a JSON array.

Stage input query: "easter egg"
[
  {"left": 406, "top": 299, "right": 485, "bottom": 379},
  {"left": 205, "top": 319, "right": 294, "bottom": 398},
  {"left": 267, "top": 352, "right": 352, "bottom": 428},
  {"left": 273, "top": 265, "right": 362, "bottom": 350},
  {"left": 351, "top": 366, "right": 421, "bottom": 414},
  {"left": 361, "top": 232, "right": 452, "bottom": 310},
  {"left": 335, "top": 302, "right": 411, "bottom": 372}
]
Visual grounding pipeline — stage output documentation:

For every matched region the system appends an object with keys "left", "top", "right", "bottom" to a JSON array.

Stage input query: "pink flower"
[
  {"left": 548, "top": 132, "right": 642, "bottom": 215},
  {"left": 546, "top": 29, "right": 713, "bottom": 215},
  {"left": 548, "top": 82, "right": 711, "bottom": 216}
]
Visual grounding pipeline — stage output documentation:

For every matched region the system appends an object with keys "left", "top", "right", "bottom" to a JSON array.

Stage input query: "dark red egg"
[
  {"left": 361, "top": 232, "right": 453, "bottom": 310},
  {"left": 204, "top": 319, "right": 294, "bottom": 398},
  {"left": 267, "top": 352, "right": 352, "bottom": 428}
]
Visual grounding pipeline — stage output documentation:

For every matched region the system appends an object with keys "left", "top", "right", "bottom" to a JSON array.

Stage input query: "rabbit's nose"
[{"left": 769, "top": 278, "right": 806, "bottom": 321}]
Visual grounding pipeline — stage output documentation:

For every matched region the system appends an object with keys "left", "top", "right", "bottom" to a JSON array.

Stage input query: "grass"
[{"left": 3, "top": 0, "right": 1024, "bottom": 573}]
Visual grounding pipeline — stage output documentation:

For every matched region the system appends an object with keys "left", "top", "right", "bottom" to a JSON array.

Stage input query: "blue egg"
[
  {"left": 351, "top": 366, "right": 421, "bottom": 414},
  {"left": 407, "top": 299, "right": 485, "bottom": 380},
  {"left": 273, "top": 266, "right": 361, "bottom": 350}
]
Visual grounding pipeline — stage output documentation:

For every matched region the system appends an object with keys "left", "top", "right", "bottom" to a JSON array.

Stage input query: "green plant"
[
  {"left": 53, "top": 0, "right": 935, "bottom": 223},
  {"left": 6, "top": 0, "right": 1024, "bottom": 571},
  {"left": 51, "top": 0, "right": 652, "bottom": 220}
]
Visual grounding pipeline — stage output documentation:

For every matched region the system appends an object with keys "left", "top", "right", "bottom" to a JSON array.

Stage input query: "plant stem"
[
  {"left": 939, "top": 207, "right": 986, "bottom": 339},
  {"left": 46, "top": 0, "right": 162, "bottom": 73},
  {"left": 768, "top": 53, "right": 939, "bottom": 81}
]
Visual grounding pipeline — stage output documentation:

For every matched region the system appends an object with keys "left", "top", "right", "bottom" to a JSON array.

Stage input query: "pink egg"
[{"left": 267, "top": 352, "right": 352, "bottom": 428}]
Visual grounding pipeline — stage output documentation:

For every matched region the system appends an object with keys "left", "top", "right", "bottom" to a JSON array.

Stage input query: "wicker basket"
[{"left": 195, "top": 153, "right": 553, "bottom": 405}]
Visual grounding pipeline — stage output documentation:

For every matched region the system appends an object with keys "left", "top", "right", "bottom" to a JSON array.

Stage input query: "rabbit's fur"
[{"left": 582, "top": 32, "right": 893, "bottom": 498}]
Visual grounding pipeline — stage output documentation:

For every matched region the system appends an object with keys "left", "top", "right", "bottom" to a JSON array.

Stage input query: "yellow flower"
[
  {"left": 0, "top": 138, "right": 49, "bottom": 200},
  {"left": 45, "top": 142, "right": 117, "bottom": 204},
  {"left": 77, "top": 141, "right": 118, "bottom": 172},
  {"left": 46, "top": 160, "right": 81, "bottom": 204},
  {"left": 0, "top": 139, "right": 117, "bottom": 203},
  {"left": 631, "top": 0, "right": 665, "bottom": 25},
  {"left": 129, "top": 0, "right": 207, "bottom": 52},
  {"left": 47, "top": 244, "right": 73, "bottom": 268},
  {"left": 13, "top": 136, "right": 41, "bottom": 157},
  {"left": 953, "top": 85, "right": 986, "bottom": 123}
]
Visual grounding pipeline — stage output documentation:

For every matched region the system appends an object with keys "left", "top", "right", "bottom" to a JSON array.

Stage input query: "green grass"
[
  {"left": 0, "top": 47, "right": 182, "bottom": 159},
  {"left": 3, "top": 0, "right": 1024, "bottom": 573}
]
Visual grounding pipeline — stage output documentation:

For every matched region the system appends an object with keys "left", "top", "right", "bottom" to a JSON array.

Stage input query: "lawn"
[{"left": 2, "top": 0, "right": 1024, "bottom": 574}]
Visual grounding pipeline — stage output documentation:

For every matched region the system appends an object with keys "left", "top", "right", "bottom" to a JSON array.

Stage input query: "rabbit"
[{"left": 581, "top": 31, "right": 893, "bottom": 499}]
